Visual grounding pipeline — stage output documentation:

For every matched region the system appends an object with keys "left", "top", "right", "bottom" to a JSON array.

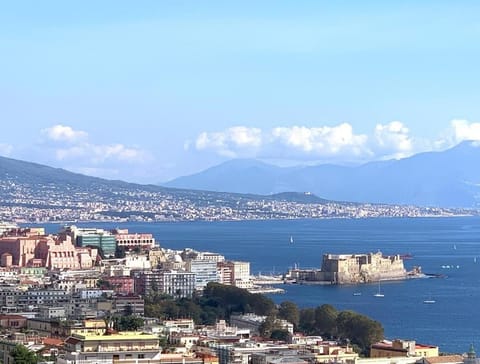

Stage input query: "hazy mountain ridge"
[
  {"left": 0, "top": 155, "right": 326, "bottom": 205},
  {"left": 164, "top": 141, "right": 480, "bottom": 208},
  {"left": 1, "top": 153, "right": 471, "bottom": 223}
]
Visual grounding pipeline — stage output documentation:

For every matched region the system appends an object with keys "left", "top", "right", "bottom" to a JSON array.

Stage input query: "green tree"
[
  {"left": 336, "top": 310, "right": 357, "bottom": 339},
  {"left": 299, "top": 308, "right": 316, "bottom": 334},
  {"left": 114, "top": 315, "right": 144, "bottom": 331},
  {"left": 335, "top": 310, "right": 383, "bottom": 355},
  {"left": 270, "top": 329, "right": 291, "bottom": 342},
  {"left": 314, "top": 304, "right": 338, "bottom": 337},
  {"left": 10, "top": 344, "right": 38, "bottom": 364},
  {"left": 258, "top": 315, "right": 277, "bottom": 337},
  {"left": 278, "top": 301, "right": 299, "bottom": 328}
]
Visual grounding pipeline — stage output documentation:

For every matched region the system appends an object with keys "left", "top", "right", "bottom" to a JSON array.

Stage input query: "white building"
[
  {"left": 39, "top": 306, "right": 66, "bottom": 319},
  {"left": 186, "top": 259, "right": 219, "bottom": 290}
]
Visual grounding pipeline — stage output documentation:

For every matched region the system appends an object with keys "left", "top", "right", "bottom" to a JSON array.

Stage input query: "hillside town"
[
  {"left": 0, "top": 221, "right": 475, "bottom": 364},
  {"left": 0, "top": 177, "right": 473, "bottom": 223}
]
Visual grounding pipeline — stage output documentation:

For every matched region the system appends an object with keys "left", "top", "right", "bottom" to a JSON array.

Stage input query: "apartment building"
[{"left": 59, "top": 331, "right": 161, "bottom": 364}]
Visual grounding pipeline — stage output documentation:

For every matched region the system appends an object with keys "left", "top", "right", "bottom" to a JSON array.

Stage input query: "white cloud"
[
  {"left": 193, "top": 121, "right": 435, "bottom": 163},
  {"left": 195, "top": 126, "right": 262, "bottom": 158},
  {"left": 56, "top": 143, "right": 149, "bottom": 164},
  {"left": 42, "top": 124, "right": 88, "bottom": 143},
  {"left": 271, "top": 123, "right": 368, "bottom": 156},
  {"left": 450, "top": 119, "right": 480, "bottom": 143},
  {"left": 41, "top": 124, "right": 150, "bottom": 166},
  {"left": 0, "top": 143, "right": 13, "bottom": 156},
  {"left": 372, "top": 121, "right": 414, "bottom": 159}
]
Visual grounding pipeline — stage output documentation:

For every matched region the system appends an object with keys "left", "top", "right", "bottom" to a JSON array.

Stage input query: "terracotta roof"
[
  {"left": 424, "top": 355, "right": 464, "bottom": 364},
  {"left": 65, "top": 337, "right": 81, "bottom": 345},
  {"left": 42, "top": 337, "right": 64, "bottom": 347},
  {"left": 0, "top": 315, "right": 28, "bottom": 320}
]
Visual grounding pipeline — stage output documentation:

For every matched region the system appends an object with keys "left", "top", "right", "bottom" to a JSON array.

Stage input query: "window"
[{"left": 138, "top": 354, "right": 145, "bottom": 359}]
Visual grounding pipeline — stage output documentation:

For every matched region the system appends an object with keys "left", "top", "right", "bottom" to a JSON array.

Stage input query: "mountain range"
[
  {"left": 1, "top": 153, "right": 351, "bottom": 223},
  {"left": 164, "top": 141, "right": 480, "bottom": 208}
]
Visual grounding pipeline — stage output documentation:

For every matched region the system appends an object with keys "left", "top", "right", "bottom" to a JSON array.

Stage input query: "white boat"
[
  {"left": 290, "top": 236, "right": 294, "bottom": 244},
  {"left": 374, "top": 282, "right": 384, "bottom": 297},
  {"left": 423, "top": 293, "right": 435, "bottom": 304},
  {"left": 353, "top": 292, "right": 362, "bottom": 296}
]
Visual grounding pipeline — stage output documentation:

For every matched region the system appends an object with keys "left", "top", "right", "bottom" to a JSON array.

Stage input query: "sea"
[{"left": 34, "top": 216, "right": 480, "bottom": 354}]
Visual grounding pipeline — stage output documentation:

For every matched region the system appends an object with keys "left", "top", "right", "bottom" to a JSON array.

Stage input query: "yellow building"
[
  {"left": 370, "top": 340, "right": 439, "bottom": 358},
  {"left": 59, "top": 331, "right": 161, "bottom": 364},
  {"left": 311, "top": 342, "right": 359, "bottom": 364}
]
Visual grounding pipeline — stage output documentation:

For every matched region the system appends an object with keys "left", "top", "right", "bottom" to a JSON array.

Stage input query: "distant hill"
[
  {"left": 164, "top": 141, "right": 480, "bottom": 208},
  {"left": 0, "top": 155, "right": 328, "bottom": 205},
  {"left": 0, "top": 153, "right": 473, "bottom": 222}
]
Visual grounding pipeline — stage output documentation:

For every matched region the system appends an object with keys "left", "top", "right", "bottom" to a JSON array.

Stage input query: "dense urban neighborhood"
[{"left": 0, "top": 221, "right": 475, "bottom": 364}]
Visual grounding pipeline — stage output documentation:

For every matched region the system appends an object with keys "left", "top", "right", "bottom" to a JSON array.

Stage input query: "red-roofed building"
[
  {"left": 0, "top": 314, "right": 28, "bottom": 329},
  {"left": 370, "top": 340, "right": 439, "bottom": 358}
]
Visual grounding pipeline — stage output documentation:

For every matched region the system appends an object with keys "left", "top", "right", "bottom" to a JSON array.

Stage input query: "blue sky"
[{"left": 1, "top": 1, "right": 480, "bottom": 183}]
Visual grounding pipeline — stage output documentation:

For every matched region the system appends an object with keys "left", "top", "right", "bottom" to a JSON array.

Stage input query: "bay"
[{"left": 37, "top": 217, "right": 480, "bottom": 354}]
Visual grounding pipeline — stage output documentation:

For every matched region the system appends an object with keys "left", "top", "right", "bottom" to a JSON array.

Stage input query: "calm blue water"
[{"left": 35, "top": 217, "right": 480, "bottom": 354}]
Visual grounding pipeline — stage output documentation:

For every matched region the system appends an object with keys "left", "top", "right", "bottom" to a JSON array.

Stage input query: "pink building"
[
  {"left": 112, "top": 229, "right": 156, "bottom": 250},
  {"left": 104, "top": 276, "right": 135, "bottom": 294},
  {"left": 0, "top": 232, "right": 44, "bottom": 267},
  {"left": 35, "top": 235, "right": 98, "bottom": 270},
  {"left": 0, "top": 229, "right": 97, "bottom": 269}
]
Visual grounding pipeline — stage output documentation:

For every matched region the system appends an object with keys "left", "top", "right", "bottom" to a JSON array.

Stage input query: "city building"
[
  {"left": 111, "top": 228, "right": 156, "bottom": 250},
  {"left": 62, "top": 225, "right": 116, "bottom": 257},
  {"left": 0, "top": 314, "right": 28, "bottom": 329},
  {"left": 229, "top": 314, "right": 266, "bottom": 335},
  {"left": 186, "top": 259, "right": 219, "bottom": 290},
  {"left": 0, "top": 228, "right": 47, "bottom": 267},
  {"left": 161, "top": 319, "right": 195, "bottom": 334},
  {"left": 103, "top": 276, "right": 135, "bottom": 295},
  {"left": 370, "top": 340, "right": 439, "bottom": 358},
  {"left": 218, "top": 261, "right": 251, "bottom": 288},
  {"left": 112, "top": 294, "right": 145, "bottom": 316},
  {"left": 59, "top": 331, "right": 162, "bottom": 364},
  {"left": 134, "top": 269, "right": 195, "bottom": 298},
  {"left": 0, "top": 223, "right": 18, "bottom": 235}
]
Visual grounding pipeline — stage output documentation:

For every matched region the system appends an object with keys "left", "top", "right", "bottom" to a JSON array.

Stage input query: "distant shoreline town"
[
  {"left": 1, "top": 155, "right": 478, "bottom": 223},
  {"left": 1, "top": 179, "right": 476, "bottom": 223}
]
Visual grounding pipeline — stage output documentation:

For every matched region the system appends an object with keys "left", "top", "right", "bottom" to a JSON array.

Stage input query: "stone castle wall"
[{"left": 322, "top": 252, "right": 406, "bottom": 284}]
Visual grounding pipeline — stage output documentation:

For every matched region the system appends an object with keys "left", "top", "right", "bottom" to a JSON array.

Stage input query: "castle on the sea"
[{"left": 286, "top": 252, "right": 407, "bottom": 284}]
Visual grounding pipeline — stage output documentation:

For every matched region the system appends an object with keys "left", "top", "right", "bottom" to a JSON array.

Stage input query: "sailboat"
[
  {"left": 423, "top": 293, "right": 436, "bottom": 304},
  {"left": 374, "top": 281, "right": 384, "bottom": 297},
  {"left": 290, "top": 236, "right": 294, "bottom": 244}
]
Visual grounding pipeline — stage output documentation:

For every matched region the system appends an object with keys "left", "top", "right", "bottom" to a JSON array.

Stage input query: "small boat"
[
  {"left": 353, "top": 292, "right": 362, "bottom": 296},
  {"left": 374, "top": 282, "right": 384, "bottom": 297},
  {"left": 290, "top": 236, "right": 294, "bottom": 244},
  {"left": 423, "top": 293, "right": 435, "bottom": 304}
]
